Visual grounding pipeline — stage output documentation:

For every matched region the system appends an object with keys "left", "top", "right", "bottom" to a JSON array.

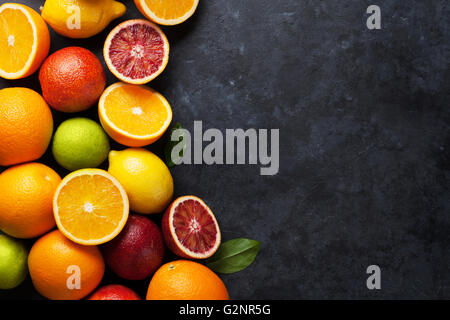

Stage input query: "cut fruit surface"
[
  {"left": 53, "top": 169, "right": 129, "bottom": 246},
  {"left": 134, "top": 0, "right": 199, "bottom": 26},
  {"left": 0, "top": 3, "right": 50, "bottom": 79},
  {"left": 162, "top": 196, "right": 221, "bottom": 259},
  {"left": 99, "top": 82, "right": 172, "bottom": 147},
  {"left": 103, "top": 19, "right": 169, "bottom": 84}
]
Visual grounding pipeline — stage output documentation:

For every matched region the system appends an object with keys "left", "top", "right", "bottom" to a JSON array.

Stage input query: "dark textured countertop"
[{"left": 0, "top": 0, "right": 449, "bottom": 299}]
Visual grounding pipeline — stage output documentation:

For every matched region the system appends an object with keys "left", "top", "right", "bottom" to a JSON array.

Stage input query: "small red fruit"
[
  {"left": 162, "top": 196, "right": 221, "bottom": 259},
  {"left": 39, "top": 46, "right": 106, "bottom": 113},
  {"left": 102, "top": 214, "right": 165, "bottom": 280},
  {"left": 88, "top": 285, "right": 141, "bottom": 300}
]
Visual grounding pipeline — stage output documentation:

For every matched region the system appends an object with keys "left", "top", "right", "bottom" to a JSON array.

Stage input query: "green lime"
[
  {"left": 52, "top": 118, "right": 110, "bottom": 171},
  {"left": 0, "top": 234, "right": 28, "bottom": 289}
]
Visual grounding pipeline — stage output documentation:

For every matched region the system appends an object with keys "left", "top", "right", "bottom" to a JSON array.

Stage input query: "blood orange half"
[
  {"left": 162, "top": 196, "right": 221, "bottom": 259},
  {"left": 103, "top": 19, "right": 169, "bottom": 85}
]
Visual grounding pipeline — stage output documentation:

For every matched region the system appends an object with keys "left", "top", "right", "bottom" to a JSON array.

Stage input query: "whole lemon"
[
  {"left": 108, "top": 148, "right": 173, "bottom": 214},
  {"left": 0, "top": 234, "right": 28, "bottom": 289},
  {"left": 52, "top": 118, "right": 110, "bottom": 171},
  {"left": 41, "top": 0, "right": 126, "bottom": 39}
]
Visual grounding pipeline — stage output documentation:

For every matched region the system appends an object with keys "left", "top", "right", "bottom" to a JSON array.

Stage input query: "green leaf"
[
  {"left": 164, "top": 122, "right": 186, "bottom": 168},
  {"left": 206, "top": 238, "right": 260, "bottom": 274}
]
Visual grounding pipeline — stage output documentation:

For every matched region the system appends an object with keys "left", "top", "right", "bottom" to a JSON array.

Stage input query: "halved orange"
[
  {"left": 134, "top": 0, "right": 200, "bottom": 25},
  {"left": 103, "top": 19, "right": 169, "bottom": 84},
  {"left": 99, "top": 82, "right": 172, "bottom": 147},
  {"left": 0, "top": 3, "right": 50, "bottom": 79},
  {"left": 53, "top": 169, "right": 129, "bottom": 246},
  {"left": 161, "top": 196, "right": 221, "bottom": 259}
]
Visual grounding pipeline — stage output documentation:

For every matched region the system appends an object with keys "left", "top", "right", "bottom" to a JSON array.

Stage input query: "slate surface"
[{"left": 0, "top": 0, "right": 449, "bottom": 299}]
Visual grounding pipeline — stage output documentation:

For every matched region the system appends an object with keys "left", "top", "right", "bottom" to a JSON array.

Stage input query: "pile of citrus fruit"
[{"left": 0, "top": 0, "right": 230, "bottom": 300}]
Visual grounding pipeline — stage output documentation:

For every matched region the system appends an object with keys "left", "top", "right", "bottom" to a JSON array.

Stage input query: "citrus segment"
[
  {"left": 99, "top": 82, "right": 172, "bottom": 146},
  {"left": 162, "top": 196, "right": 221, "bottom": 259},
  {"left": 53, "top": 169, "right": 129, "bottom": 245},
  {"left": 0, "top": 3, "right": 50, "bottom": 79},
  {"left": 0, "top": 8, "right": 33, "bottom": 72},
  {"left": 104, "top": 19, "right": 169, "bottom": 84},
  {"left": 135, "top": 0, "right": 199, "bottom": 25}
]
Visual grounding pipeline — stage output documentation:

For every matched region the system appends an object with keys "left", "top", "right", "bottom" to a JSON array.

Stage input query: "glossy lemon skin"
[
  {"left": 108, "top": 148, "right": 174, "bottom": 214},
  {"left": 41, "top": 0, "right": 126, "bottom": 38}
]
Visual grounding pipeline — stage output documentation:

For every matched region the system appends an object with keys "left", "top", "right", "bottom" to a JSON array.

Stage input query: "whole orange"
[
  {"left": 0, "top": 163, "right": 61, "bottom": 239},
  {"left": 39, "top": 47, "right": 106, "bottom": 113},
  {"left": 28, "top": 230, "right": 105, "bottom": 300},
  {"left": 146, "top": 260, "right": 229, "bottom": 300},
  {"left": 0, "top": 87, "right": 53, "bottom": 166}
]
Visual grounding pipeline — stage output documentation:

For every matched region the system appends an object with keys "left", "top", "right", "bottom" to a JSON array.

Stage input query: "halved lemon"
[
  {"left": 99, "top": 82, "right": 172, "bottom": 147},
  {"left": 134, "top": 0, "right": 200, "bottom": 26},
  {"left": 0, "top": 3, "right": 50, "bottom": 79},
  {"left": 53, "top": 169, "right": 129, "bottom": 246}
]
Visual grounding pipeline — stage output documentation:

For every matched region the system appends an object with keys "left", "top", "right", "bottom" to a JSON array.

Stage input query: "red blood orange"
[
  {"left": 88, "top": 284, "right": 141, "bottom": 300},
  {"left": 103, "top": 19, "right": 169, "bottom": 85},
  {"left": 39, "top": 47, "right": 106, "bottom": 113},
  {"left": 102, "top": 214, "right": 165, "bottom": 280},
  {"left": 162, "top": 196, "right": 221, "bottom": 259}
]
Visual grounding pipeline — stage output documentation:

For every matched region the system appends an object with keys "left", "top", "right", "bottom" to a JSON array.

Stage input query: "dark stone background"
[{"left": 0, "top": 0, "right": 449, "bottom": 299}]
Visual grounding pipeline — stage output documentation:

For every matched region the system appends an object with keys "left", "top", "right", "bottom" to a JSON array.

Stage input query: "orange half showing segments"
[
  {"left": 99, "top": 82, "right": 172, "bottom": 147},
  {"left": 134, "top": 0, "right": 200, "bottom": 25},
  {"left": 53, "top": 169, "right": 129, "bottom": 246},
  {"left": 0, "top": 3, "right": 50, "bottom": 79}
]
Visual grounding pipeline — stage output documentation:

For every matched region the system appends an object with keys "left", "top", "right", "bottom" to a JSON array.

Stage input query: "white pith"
[
  {"left": 131, "top": 107, "right": 143, "bottom": 115},
  {"left": 83, "top": 202, "right": 94, "bottom": 213}
]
